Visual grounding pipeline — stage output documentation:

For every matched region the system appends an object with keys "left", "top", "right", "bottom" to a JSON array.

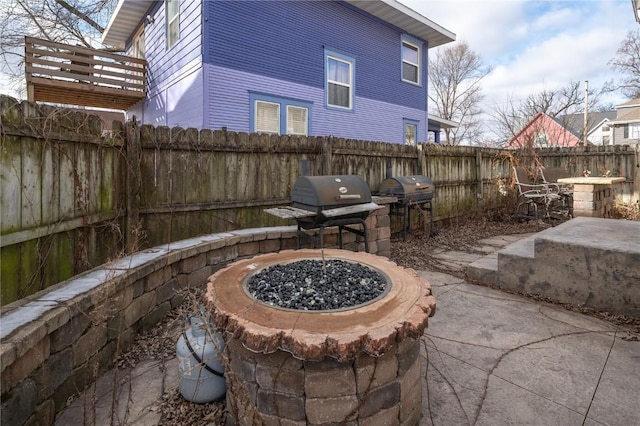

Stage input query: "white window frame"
[
  {"left": 250, "top": 93, "right": 312, "bottom": 135},
  {"left": 402, "top": 39, "right": 420, "bottom": 85},
  {"left": 255, "top": 101, "right": 280, "bottom": 134},
  {"left": 166, "top": 0, "right": 180, "bottom": 49},
  {"left": 535, "top": 131, "right": 548, "bottom": 147},
  {"left": 404, "top": 122, "right": 417, "bottom": 145},
  {"left": 325, "top": 52, "right": 354, "bottom": 110},
  {"left": 629, "top": 123, "right": 640, "bottom": 139},
  {"left": 286, "top": 105, "right": 308, "bottom": 136}
]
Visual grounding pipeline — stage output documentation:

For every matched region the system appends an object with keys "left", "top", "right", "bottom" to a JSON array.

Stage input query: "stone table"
[{"left": 557, "top": 176, "right": 625, "bottom": 218}]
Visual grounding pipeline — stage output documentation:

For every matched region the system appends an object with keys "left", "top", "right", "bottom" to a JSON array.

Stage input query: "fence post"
[
  {"left": 321, "top": 136, "right": 333, "bottom": 175},
  {"left": 416, "top": 145, "right": 424, "bottom": 176},
  {"left": 476, "top": 148, "right": 483, "bottom": 204},
  {"left": 125, "top": 118, "right": 142, "bottom": 252}
]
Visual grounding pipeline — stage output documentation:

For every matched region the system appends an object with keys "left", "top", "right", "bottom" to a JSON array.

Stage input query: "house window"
[
  {"left": 535, "top": 131, "right": 548, "bottom": 146},
  {"left": 603, "top": 136, "right": 610, "bottom": 145},
  {"left": 250, "top": 93, "right": 312, "bottom": 135},
  {"left": 287, "top": 106, "right": 308, "bottom": 135},
  {"left": 404, "top": 119, "right": 419, "bottom": 145},
  {"left": 402, "top": 37, "right": 420, "bottom": 85},
  {"left": 325, "top": 49, "right": 354, "bottom": 110},
  {"left": 602, "top": 125, "right": 610, "bottom": 132},
  {"left": 255, "top": 101, "right": 280, "bottom": 134},
  {"left": 166, "top": 0, "right": 179, "bottom": 49},
  {"left": 626, "top": 123, "right": 640, "bottom": 139}
]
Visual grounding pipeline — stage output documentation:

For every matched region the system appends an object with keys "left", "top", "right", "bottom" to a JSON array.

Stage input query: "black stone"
[{"left": 246, "top": 259, "right": 387, "bottom": 311}]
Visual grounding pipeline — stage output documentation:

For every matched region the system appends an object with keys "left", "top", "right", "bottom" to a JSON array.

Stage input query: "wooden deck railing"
[{"left": 25, "top": 36, "right": 146, "bottom": 110}]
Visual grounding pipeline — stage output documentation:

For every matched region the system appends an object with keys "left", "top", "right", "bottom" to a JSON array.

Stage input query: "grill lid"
[
  {"left": 378, "top": 175, "right": 434, "bottom": 202},
  {"left": 292, "top": 175, "right": 372, "bottom": 209}
]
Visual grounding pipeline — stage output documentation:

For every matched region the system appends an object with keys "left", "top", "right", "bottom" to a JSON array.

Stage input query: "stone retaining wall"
[
  {"left": 226, "top": 338, "right": 422, "bottom": 425},
  {"left": 0, "top": 204, "right": 391, "bottom": 426}
]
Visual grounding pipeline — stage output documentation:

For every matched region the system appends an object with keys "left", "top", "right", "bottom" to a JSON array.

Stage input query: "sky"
[{"left": 400, "top": 0, "right": 637, "bottom": 116}]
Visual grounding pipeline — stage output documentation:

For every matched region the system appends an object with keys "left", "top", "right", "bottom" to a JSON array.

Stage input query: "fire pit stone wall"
[
  {"left": 207, "top": 249, "right": 435, "bottom": 425},
  {"left": 225, "top": 336, "right": 422, "bottom": 425}
]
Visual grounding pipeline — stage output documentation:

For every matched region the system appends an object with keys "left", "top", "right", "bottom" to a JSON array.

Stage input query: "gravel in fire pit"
[{"left": 246, "top": 259, "right": 388, "bottom": 310}]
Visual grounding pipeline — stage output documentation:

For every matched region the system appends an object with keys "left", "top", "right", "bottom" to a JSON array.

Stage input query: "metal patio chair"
[
  {"left": 540, "top": 166, "right": 573, "bottom": 217},
  {"left": 513, "top": 166, "right": 562, "bottom": 222}
]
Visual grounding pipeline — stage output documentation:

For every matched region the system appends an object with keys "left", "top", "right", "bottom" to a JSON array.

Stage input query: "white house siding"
[{"left": 588, "top": 121, "right": 612, "bottom": 146}]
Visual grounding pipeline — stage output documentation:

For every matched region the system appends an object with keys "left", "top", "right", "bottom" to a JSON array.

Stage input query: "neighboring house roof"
[
  {"left": 553, "top": 111, "right": 616, "bottom": 139},
  {"left": 102, "top": 0, "right": 455, "bottom": 49},
  {"left": 507, "top": 112, "right": 583, "bottom": 148},
  {"left": 611, "top": 107, "right": 640, "bottom": 124},
  {"left": 616, "top": 97, "right": 640, "bottom": 109},
  {"left": 609, "top": 97, "right": 640, "bottom": 125}
]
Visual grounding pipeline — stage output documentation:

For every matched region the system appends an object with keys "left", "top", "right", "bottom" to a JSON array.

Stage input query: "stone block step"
[
  {"left": 495, "top": 218, "right": 639, "bottom": 316},
  {"left": 466, "top": 253, "right": 498, "bottom": 285}
]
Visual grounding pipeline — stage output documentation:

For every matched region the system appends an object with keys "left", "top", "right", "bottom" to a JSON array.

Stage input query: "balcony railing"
[{"left": 25, "top": 36, "right": 146, "bottom": 111}]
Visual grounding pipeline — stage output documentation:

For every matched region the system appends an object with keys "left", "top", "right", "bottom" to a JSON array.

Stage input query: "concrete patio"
[
  {"left": 56, "top": 223, "right": 640, "bottom": 425},
  {"left": 419, "top": 268, "right": 638, "bottom": 425}
]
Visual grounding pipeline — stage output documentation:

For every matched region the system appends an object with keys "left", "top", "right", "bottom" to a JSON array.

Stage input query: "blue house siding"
[
  {"left": 206, "top": 64, "right": 426, "bottom": 143},
  {"left": 126, "top": 0, "right": 205, "bottom": 127},
  {"left": 203, "top": 0, "right": 428, "bottom": 143}
]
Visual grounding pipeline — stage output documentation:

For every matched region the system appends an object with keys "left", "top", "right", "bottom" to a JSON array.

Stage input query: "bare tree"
[
  {"left": 606, "top": 29, "right": 640, "bottom": 99},
  {"left": 0, "top": 0, "right": 116, "bottom": 96},
  {"left": 490, "top": 81, "right": 602, "bottom": 146},
  {"left": 428, "top": 41, "right": 492, "bottom": 145}
]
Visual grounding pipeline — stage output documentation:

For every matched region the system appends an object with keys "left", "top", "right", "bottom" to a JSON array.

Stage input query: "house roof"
[
  {"left": 616, "top": 97, "right": 640, "bottom": 108},
  {"left": 102, "top": 0, "right": 152, "bottom": 48},
  {"left": 611, "top": 107, "right": 640, "bottom": 124},
  {"left": 102, "top": 0, "right": 456, "bottom": 49},
  {"left": 428, "top": 114, "right": 458, "bottom": 130},
  {"left": 553, "top": 111, "right": 616, "bottom": 138},
  {"left": 507, "top": 112, "right": 583, "bottom": 148},
  {"left": 345, "top": 0, "right": 455, "bottom": 47}
]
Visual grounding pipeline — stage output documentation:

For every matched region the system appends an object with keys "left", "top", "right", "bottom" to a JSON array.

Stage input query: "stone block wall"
[
  {"left": 225, "top": 338, "right": 422, "bottom": 425},
  {"left": 572, "top": 182, "right": 624, "bottom": 218},
  {"left": 0, "top": 207, "right": 392, "bottom": 425}
]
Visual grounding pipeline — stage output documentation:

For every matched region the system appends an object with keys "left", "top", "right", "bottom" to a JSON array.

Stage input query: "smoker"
[
  {"left": 265, "top": 175, "right": 381, "bottom": 252},
  {"left": 378, "top": 175, "right": 435, "bottom": 239}
]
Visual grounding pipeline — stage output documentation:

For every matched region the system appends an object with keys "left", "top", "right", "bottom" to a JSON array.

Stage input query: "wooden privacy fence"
[
  {"left": 1, "top": 95, "right": 638, "bottom": 305},
  {"left": 131, "top": 127, "right": 518, "bottom": 246},
  {"left": 523, "top": 145, "right": 640, "bottom": 205}
]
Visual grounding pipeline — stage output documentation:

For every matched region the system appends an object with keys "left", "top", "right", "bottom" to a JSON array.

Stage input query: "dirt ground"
[
  {"left": 389, "top": 213, "right": 544, "bottom": 274},
  {"left": 110, "top": 215, "right": 638, "bottom": 425}
]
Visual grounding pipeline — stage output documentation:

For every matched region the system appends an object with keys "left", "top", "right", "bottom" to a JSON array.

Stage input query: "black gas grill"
[
  {"left": 265, "top": 175, "right": 381, "bottom": 252},
  {"left": 378, "top": 175, "right": 435, "bottom": 239}
]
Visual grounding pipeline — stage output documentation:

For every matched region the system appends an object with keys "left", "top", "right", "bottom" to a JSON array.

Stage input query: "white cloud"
[{"left": 401, "top": 0, "right": 638, "bottom": 117}]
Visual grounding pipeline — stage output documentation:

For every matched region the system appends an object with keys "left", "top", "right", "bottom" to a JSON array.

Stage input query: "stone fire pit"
[{"left": 205, "top": 249, "right": 436, "bottom": 425}]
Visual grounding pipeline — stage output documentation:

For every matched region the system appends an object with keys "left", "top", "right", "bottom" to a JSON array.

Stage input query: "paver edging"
[{"left": 0, "top": 208, "right": 392, "bottom": 425}]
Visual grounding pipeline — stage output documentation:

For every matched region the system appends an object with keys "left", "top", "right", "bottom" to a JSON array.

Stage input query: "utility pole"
[{"left": 583, "top": 80, "right": 589, "bottom": 146}]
